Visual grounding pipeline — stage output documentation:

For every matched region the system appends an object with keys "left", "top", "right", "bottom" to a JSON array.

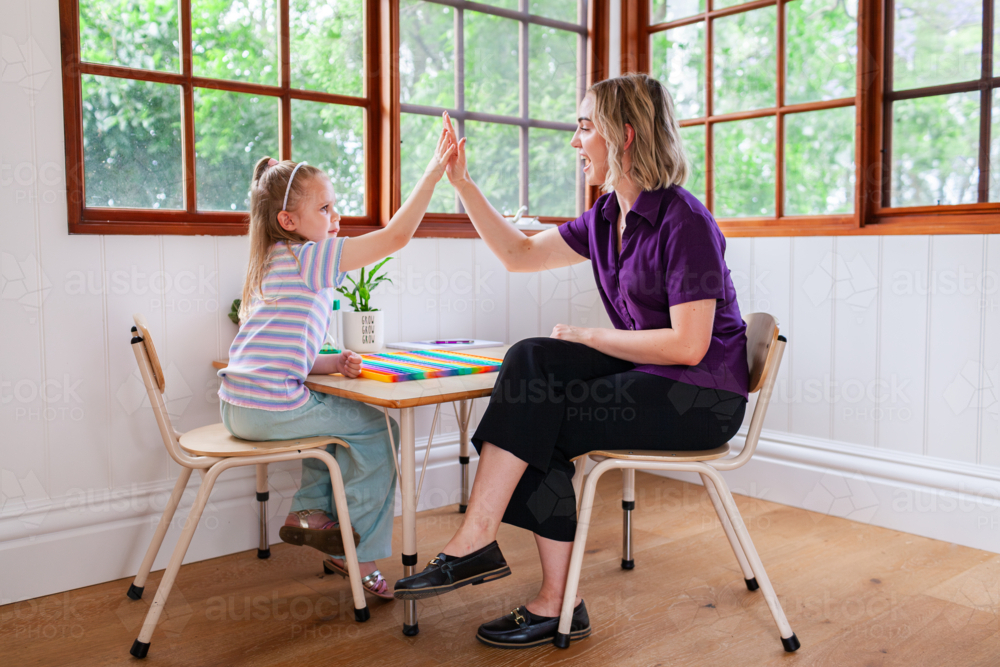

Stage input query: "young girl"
[{"left": 218, "top": 122, "right": 456, "bottom": 601}]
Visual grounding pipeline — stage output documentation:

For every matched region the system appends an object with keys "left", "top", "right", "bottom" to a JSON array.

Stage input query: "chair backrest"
[
  {"left": 715, "top": 312, "right": 786, "bottom": 471},
  {"left": 745, "top": 313, "right": 779, "bottom": 394},
  {"left": 130, "top": 313, "right": 216, "bottom": 469}
]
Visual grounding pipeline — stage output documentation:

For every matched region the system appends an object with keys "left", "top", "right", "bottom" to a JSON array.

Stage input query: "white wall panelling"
[{"left": 4, "top": 0, "right": 1000, "bottom": 605}]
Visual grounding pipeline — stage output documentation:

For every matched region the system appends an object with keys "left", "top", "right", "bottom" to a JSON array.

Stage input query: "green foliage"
[
  {"left": 229, "top": 298, "right": 242, "bottom": 324},
  {"left": 337, "top": 257, "right": 393, "bottom": 312}
]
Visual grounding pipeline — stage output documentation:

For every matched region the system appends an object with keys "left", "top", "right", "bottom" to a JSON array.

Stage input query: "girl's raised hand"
[
  {"left": 442, "top": 112, "right": 469, "bottom": 187},
  {"left": 423, "top": 114, "right": 458, "bottom": 181}
]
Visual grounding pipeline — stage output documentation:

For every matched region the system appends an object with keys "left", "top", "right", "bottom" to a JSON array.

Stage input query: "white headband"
[{"left": 282, "top": 161, "right": 308, "bottom": 211}]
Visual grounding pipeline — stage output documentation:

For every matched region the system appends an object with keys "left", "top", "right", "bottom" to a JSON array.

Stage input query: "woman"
[{"left": 394, "top": 73, "right": 750, "bottom": 648}]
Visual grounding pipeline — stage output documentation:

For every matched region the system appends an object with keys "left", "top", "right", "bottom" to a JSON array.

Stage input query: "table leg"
[
  {"left": 457, "top": 400, "right": 471, "bottom": 513},
  {"left": 399, "top": 407, "right": 419, "bottom": 636}
]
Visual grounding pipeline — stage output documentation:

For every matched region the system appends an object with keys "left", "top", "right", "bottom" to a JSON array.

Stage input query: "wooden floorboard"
[{"left": 1, "top": 472, "right": 998, "bottom": 666}]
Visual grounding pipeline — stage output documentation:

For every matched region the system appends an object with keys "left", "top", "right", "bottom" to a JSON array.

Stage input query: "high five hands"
[
  {"left": 441, "top": 112, "right": 470, "bottom": 188},
  {"left": 424, "top": 113, "right": 460, "bottom": 181}
]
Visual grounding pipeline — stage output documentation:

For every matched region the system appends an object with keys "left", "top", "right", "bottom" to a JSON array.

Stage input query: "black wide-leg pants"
[{"left": 471, "top": 337, "right": 747, "bottom": 541}]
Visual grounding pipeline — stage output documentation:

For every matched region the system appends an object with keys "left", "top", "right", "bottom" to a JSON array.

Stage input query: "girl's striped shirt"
[{"left": 218, "top": 237, "right": 347, "bottom": 411}]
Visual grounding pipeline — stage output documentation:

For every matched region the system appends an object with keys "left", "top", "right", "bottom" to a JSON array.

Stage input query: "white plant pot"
[{"left": 342, "top": 310, "right": 384, "bottom": 353}]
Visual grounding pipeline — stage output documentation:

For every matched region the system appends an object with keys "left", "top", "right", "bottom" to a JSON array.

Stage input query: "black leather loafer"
[
  {"left": 476, "top": 601, "right": 591, "bottom": 649},
  {"left": 393, "top": 541, "right": 511, "bottom": 600}
]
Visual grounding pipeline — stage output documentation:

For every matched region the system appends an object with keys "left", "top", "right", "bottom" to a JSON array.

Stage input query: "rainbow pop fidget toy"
[{"left": 358, "top": 349, "right": 503, "bottom": 383}]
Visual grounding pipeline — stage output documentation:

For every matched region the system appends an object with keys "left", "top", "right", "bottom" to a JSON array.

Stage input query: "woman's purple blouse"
[{"left": 558, "top": 186, "right": 749, "bottom": 398}]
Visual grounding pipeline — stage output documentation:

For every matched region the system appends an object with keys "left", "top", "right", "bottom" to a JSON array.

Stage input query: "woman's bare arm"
[
  {"left": 444, "top": 114, "right": 587, "bottom": 273},
  {"left": 551, "top": 299, "right": 717, "bottom": 367}
]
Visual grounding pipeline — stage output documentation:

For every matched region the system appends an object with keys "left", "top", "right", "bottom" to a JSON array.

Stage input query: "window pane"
[
  {"left": 892, "top": 0, "right": 982, "bottom": 92},
  {"left": 290, "top": 0, "right": 364, "bottom": 97},
  {"left": 292, "top": 101, "right": 365, "bottom": 215},
  {"left": 714, "top": 0, "right": 753, "bottom": 9},
  {"left": 400, "top": 0, "right": 455, "bottom": 108},
  {"left": 80, "top": 0, "right": 179, "bottom": 72},
  {"left": 465, "top": 13, "right": 519, "bottom": 116},
  {"left": 785, "top": 106, "right": 855, "bottom": 215},
  {"left": 82, "top": 75, "right": 183, "bottom": 209},
  {"left": 890, "top": 93, "right": 980, "bottom": 207},
  {"left": 680, "top": 124, "right": 705, "bottom": 203},
  {"left": 650, "top": 22, "right": 705, "bottom": 120},
  {"left": 529, "top": 129, "right": 576, "bottom": 216},
  {"left": 476, "top": 0, "right": 518, "bottom": 9},
  {"left": 529, "top": 25, "right": 580, "bottom": 122},
  {"left": 650, "top": 0, "right": 705, "bottom": 25},
  {"left": 194, "top": 89, "right": 279, "bottom": 211},
  {"left": 400, "top": 113, "right": 457, "bottom": 213},
  {"left": 530, "top": 0, "right": 580, "bottom": 24},
  {"left": 993, "top": 89, "right": 999, "bottom": 202},
  {"left": 466, "top": 121, "right": 520, "bottom": 214},
  {"left": 786, "top": 0, "right": 858, "bottom": 105},
  {"left": 713, "top": 117, "right": 776, "bottom": 217},
  {"left": 713, "top": 8, "right": 777, "bottom": 115},
  {"left": 192, "top": 0, "right": 278, "bottom": 86}
]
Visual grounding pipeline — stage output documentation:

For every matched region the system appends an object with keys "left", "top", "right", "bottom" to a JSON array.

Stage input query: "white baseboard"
[
  {"left": 0, "top": 436, "right": 470, "bottom": 604},
  {"left": 649, "top": 428, "right": 1000, "bottom": 555},
  {"left": 6, "top": 426, "right": 1000, "bottom": 604}
]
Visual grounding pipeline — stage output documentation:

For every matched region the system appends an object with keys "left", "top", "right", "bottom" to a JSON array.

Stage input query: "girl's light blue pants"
[{"left": 220, "top": 392, "right": 398, "bottom": 561}]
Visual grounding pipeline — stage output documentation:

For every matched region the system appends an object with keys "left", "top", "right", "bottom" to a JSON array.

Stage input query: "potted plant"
[{"left": 336, "top": 257, "right": 393, "bottom": 353}]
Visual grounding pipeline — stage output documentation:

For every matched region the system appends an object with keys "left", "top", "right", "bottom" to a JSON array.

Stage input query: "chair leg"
[
  {"left": 130, "top": 466, "right": 220, "bottom": 659},
  {"left": 312, "top": 449, "right": 370, "bottom": 623},
  {"left": 699, "top": 473, "right": 756, "bottom": 590},
  {"left": 554, "top": 460, "right": 610, "bottom": 648},
  {"left": 457, "top": 400, "right": 471, "bottom": 513},
  {"left": 702, "top": 468, "right": 800, "bottom": 652},
  {"left": 572, "top": 456, "right": 587, "bottom": 514},
  {"left": 127, "top": 467, "right": 193, "bottom": 601},
  {"left": 255, "top": 464, "right": 270, "bottom": 559},
  {"left": 621, "top": 468, "right": 635, "bottom": 570}
]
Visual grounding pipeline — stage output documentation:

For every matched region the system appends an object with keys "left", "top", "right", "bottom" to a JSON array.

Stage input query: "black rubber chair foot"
[
  {"left": 553, "top": 632, "right": 571, "bottom": 649},
  {"left": 257, "top": 548, "right": 271, "bottom": 560},
  {"left": 781, "top": 634, "right": 801, "bottom": 652},
  {"left": 403, "top": 622, "right": 419, "bottom": 636},
  {"left": 130, "top": 639, "right": 150, "bottom": 659},
  {"left": 126, "top": 583, "right": 144, "bottom": 600},
  {"left": 621, "top": 558, "right": 635, "bottom": 570},
  {"left": 745, "top": 577, "right": 759, "bottom": 591},
  {"left": 458, "top": 504, "right": 467, "bottom": 514},
  {"left": 355, "top": 606, "right": 370, "bottom": 622}
]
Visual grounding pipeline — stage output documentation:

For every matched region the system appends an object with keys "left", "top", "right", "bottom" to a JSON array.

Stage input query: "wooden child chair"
[
  {"left": 124, "top": 313, "right": 369, "bottom": 659},
  {"left": 554, "top": 313, "right": 799, "bottom": 652}
]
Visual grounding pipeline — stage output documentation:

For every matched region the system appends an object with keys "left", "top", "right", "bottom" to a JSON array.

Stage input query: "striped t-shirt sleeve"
[{"left": 296, "top": 236, "right": 348, "bottom": 291}]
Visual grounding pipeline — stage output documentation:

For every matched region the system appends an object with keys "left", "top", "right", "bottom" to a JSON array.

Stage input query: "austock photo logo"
[
  {"left": 0, "top": 34, "right": 52, "bottom": 96},
  {"left": 1, "top": 253, "right": 52, "bottom": 325}
]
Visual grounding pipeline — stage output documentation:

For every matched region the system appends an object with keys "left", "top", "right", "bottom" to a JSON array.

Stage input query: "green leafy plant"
[
  {"left": 228, "top": 298, "right": 241, "bottom": 325},
  {"left": 337, "top": 257, "right": 393, "bottom": 312}
]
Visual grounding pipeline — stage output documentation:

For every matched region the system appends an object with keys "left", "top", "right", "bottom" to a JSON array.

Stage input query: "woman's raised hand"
[
  {"left": 424, "top": 114, "right": 458, "bottom": 181},
  {"left": 442, "top": 112, "right": 470, "bottom": 187}
]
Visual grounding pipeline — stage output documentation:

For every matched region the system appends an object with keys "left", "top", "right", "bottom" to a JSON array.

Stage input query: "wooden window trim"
[
  {"left": 637, "top": 0, "right": 1000, "bottom": 237},
  {"left": 60, "top": 0, "right": 385, "bottom": 236}
]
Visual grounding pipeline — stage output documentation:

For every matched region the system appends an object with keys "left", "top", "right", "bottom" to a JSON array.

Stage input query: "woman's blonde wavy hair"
[
  {"left": 241, "top": 157, "right": 324, "bottom": 322},
  {"left": 588, "top": 73, "right": 689, "bottom": 193}
]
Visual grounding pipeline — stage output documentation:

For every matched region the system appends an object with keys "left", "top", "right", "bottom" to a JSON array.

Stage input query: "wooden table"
[{"left": 213, "top": 345, "right": 509, "bottom": 635}]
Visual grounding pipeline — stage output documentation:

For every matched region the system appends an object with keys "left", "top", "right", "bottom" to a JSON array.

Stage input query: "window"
[
  {"left": 397, "top": 0, "right": 589, "bottom": 222},
  {"left": 882, "top": 0, "right": 997, "bottom": 208},
  {"left": 637, "top": 0, "right": 1000, "bottom": 234},
  {"left": 643, "top": 0, "right": 859, "bottom": 231},
  {"left": 61, "top": 0, "right": 379, "bottom": 235}
]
